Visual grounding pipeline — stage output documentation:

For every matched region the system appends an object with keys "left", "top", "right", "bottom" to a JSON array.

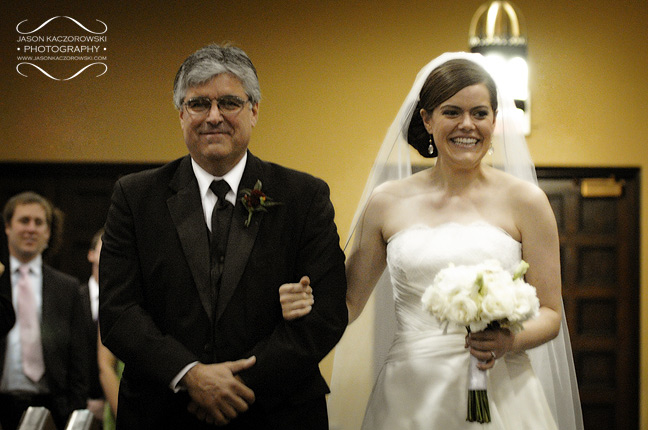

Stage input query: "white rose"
[
  {"left": 481, "top": 284, "right": 516, "bottom": 321},
  {"left": 445, "top": 289, "right": 481, "bottom": 326},
  {"left": 423, "top": 263, "right": 481, "bottom": 325},
  {"left": 510, "top": 280, "right": 540, "bottom": 322}
]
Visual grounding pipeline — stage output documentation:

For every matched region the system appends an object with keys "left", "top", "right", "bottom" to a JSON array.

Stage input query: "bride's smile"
[{"left": 450, "top": 137, "right": 479, "bottom": 147}]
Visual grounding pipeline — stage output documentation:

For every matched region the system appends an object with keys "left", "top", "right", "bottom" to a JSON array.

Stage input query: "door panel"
[{"left": 538, "top": 167, "right": 639, "bottom": 430}]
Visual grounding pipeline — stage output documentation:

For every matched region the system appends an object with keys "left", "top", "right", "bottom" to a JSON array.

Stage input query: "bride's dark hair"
[{"left": 407, "top": 59, "right": 498, "bottom": 158}]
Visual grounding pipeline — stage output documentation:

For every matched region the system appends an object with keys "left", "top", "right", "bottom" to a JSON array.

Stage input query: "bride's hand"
[
  {"left": 278, "top": 276, "right": 314, "bottom": 320},
  {"left": 465, "top": 327, "right": 514, "bottom": 370}
]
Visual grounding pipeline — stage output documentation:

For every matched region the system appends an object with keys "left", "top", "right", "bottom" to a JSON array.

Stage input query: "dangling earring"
[
  {"left": 428, "top": 135, "right": 434, "bottom": 155},
  {"left": 487, "top": 143, "right": 494, "bottom": 155}
]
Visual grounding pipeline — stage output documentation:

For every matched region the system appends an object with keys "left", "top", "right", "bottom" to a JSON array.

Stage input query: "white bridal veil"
[{"left": 327, "top": 52, "right": 584, "bottom": 430}]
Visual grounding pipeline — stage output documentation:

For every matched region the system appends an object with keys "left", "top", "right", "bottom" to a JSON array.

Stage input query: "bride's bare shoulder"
[
  {"left": 372, "top": 170, "right": 428, "bottom": 198},
  {"left": 487, "top": 167, "right": 549, "bottom": 210},
  {"left": 362, "top": 175, "right": 423, "bottom": 216}
]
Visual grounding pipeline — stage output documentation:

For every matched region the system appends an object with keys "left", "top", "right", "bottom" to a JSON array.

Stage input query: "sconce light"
[{"left": 469, "top": 1, "right": 530, "bottom": 134}]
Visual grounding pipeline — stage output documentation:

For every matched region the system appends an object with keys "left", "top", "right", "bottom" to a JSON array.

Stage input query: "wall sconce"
[{"left": 469, "top": 1, "right": 530, "bottom": 134}]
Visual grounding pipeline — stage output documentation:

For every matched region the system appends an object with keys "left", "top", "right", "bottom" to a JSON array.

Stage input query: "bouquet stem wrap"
[{"left": 467, "top": 355, "right": 491, "bottom": 423}]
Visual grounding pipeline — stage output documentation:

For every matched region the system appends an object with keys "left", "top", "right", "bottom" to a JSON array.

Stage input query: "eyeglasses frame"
[{"left": 182, "top": 95, "right": 251, "bottom": 118}]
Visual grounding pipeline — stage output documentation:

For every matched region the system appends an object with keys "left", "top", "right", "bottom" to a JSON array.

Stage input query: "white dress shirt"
[{"left": 88, "top": 276, "right": 99, "bottom": 322}]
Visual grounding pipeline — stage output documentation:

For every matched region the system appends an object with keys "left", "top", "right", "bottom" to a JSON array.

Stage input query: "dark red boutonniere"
[{"left": 240, "top": 180, "right": 282, "bottom": 227}]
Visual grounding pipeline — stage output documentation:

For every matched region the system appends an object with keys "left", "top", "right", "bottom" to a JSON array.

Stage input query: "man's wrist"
[{"left": 170, "top": 361, "right": 199, "bottom": 393}]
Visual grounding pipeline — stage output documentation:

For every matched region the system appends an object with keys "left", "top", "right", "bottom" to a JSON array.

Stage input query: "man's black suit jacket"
[
  {"left": 0, "top": 263, "right": 88, "bottom": 428},
  {"left": 0, "top": 242, "right": 14, "bottom": 337},
  {"left": 99, "top": 152, "right": 348, "bottom": 429},
  {"left": 0, "top": 258, "right": 14, "bottom": 337},
  {"left": 79, "top": 282, "right": 103, "bottom": 400}
]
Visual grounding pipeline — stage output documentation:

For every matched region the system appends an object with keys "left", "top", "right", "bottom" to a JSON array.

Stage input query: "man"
[
  {"left": 99, "top": 44, "right": 348, "bottom": 429},
  {"left": 79, "top": 229, "right": 105, "bottom": 423},
  {"left": 0, "top": 192, "right": 88, "bottom": 430}
]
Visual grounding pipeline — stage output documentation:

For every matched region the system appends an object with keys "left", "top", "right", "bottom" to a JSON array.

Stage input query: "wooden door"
[{"left": 538, "top": 167, "right": 639, "bottom": 430}]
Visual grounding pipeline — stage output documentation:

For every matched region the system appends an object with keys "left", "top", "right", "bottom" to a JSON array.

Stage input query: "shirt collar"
[
  {"left": 9, "top": 254, "right": 42, "bottom": 276},
  {"left": 191, "top": 152, "right": 247, "bottom": 205}
]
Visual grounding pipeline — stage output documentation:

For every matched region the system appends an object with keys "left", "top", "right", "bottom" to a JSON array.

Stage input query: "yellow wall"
[{"left": 2, "top": 0, "right": 647, "bottom": 425}]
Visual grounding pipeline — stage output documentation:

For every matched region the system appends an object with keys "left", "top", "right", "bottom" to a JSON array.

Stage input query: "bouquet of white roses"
[{"left": 421, "top": 259, "right": 540, "bottom": 423}]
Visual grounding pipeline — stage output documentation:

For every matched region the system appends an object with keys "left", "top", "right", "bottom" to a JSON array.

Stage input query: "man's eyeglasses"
[{"left": 182, "top": 95, "right": 250, "bottom": 117}]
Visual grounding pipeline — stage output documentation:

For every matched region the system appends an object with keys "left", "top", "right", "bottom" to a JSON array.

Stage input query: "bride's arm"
[
  {"left": 345, "top": 192, "right": 389, "bottom": 324},
  {"left": 513, "top": 183, "right": 563, "bottom": 350},
  {"left": 278, "top": 190, "right": 389, "bottom": 324},
  {"left": 468, "top": 182, "right": 562, "bottom": 367}
]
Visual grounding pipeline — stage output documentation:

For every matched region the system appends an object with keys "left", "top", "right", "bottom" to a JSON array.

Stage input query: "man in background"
[{"left": 0, "top": 191, "right": 88, "bottom": 430}]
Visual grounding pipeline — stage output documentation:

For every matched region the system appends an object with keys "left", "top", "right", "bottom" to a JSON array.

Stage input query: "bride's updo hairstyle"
[{"left": 407, "top": 59, "right": 498, "bottom": 158}]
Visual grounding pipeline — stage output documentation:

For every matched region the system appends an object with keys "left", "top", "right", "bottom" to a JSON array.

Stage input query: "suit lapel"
[
  {"left": 167, "top": 156, "right": 213, "bottom": 320},
  {"left": 215, "top": 154, "right": 264, "bottom": 321}
]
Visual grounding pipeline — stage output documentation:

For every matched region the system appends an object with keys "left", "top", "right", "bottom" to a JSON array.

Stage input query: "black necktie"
[{"left": 209, "top": 180, "right": 233, "bottom": 284}]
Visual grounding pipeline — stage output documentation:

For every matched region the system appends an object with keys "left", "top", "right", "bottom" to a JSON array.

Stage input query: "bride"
[{"left": 280, "top": 52, "right": 583, "bottom": 429}]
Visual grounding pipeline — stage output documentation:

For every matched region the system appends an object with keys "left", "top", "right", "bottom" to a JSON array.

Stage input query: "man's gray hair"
[{"left": 173, "top": 44, "right": 261, "bottom": 110}]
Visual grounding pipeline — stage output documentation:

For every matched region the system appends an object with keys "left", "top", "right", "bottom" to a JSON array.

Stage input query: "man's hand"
[
  {"left": 182, "top": 357, "right": 256, "bottom": 426},
  {"left": 279, "top": 276, "right": 314, "bottom": 320}
]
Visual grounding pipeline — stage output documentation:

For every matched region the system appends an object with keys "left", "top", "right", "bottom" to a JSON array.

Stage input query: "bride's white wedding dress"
[{"left": 361, "top": 222, "right": 558, "bottom": 429}]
